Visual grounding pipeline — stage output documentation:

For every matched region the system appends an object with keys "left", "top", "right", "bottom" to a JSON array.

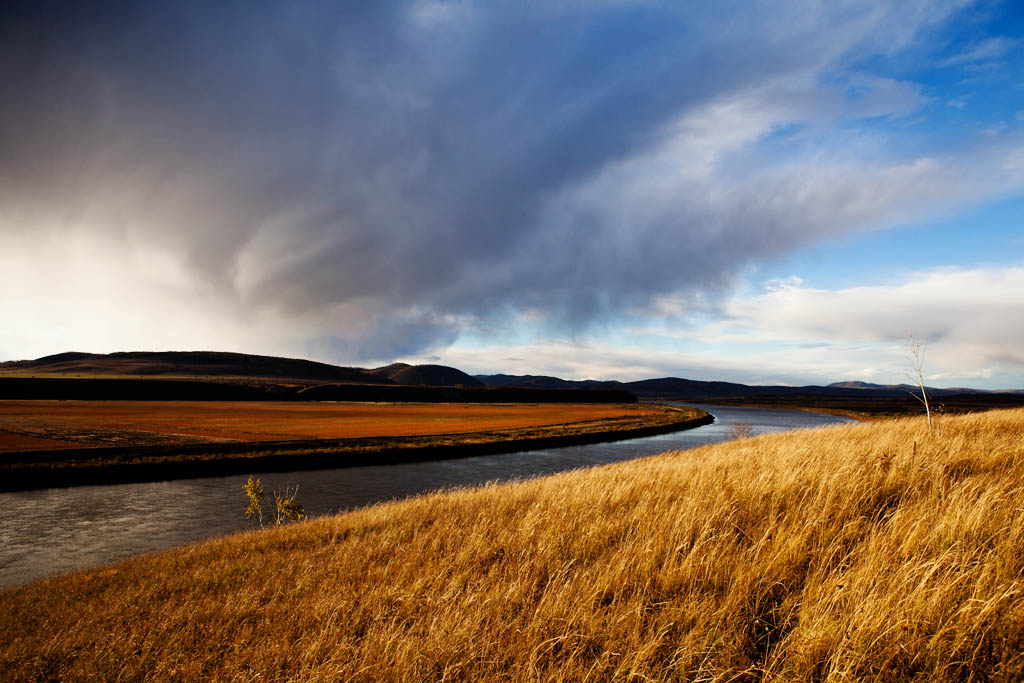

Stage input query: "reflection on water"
[{"left": 0, "top": 404, "right": 852, "bottom": 588}]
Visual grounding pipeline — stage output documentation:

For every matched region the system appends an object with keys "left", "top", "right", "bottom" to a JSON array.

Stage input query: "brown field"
[
  {"left": 0, "top": 401, "right": 663, "bottom": 452},
  {"left": 3, "top": 409, "right": 1023, "bottom": 680},
  {"left": 0, "top": 432, "right": 75, "bottom": 452}
]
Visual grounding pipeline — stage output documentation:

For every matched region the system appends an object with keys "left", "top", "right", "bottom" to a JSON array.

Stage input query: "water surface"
[{"left": 0, "top": 404, "right": 852, "bottom": 588}]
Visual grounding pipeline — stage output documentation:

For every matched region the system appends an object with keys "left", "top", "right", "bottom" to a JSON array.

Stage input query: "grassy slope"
[{"left": 3, "top": 410, "right": 1024, "bottom": 681}]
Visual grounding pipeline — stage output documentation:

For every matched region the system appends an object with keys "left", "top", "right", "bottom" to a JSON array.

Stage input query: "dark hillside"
[
  {"left": 373, "top": 363, "right": 484, "bottom": 387},
  {"left": 475, "top": 374, "right": 622, "bottom": 390},
  {"left": 368, "top": 363, "right": 411, "bottom": 379},
  {"left": 0, "top": 351, "right": 389, "bottom": 384}
]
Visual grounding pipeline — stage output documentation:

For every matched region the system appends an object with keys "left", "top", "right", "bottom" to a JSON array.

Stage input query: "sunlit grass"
[{"left": 2, "top": 409, "right": 1023, "bottom": 680}]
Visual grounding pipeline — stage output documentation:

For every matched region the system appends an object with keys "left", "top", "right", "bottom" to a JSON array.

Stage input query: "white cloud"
[
  {"left": 838, "top": 75, "right": 930, "bottom": 120},
  {"left": 939, "top": 36, "right": 1020, "bottom": 67},
  {"left": 705, "top": 265, "right": 1024, "bottom": 386},
  {"left": 725, "top": 265, "right": 1024, "bottom": 338}
]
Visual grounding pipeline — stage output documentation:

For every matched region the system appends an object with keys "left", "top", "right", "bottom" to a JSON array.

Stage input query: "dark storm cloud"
[{"left": 0, "top": 0, "right": 973, "bottom": 359}]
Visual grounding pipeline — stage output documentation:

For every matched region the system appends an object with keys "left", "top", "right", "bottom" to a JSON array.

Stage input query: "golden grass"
[{"left": 3, "top": 409, "right": 1024, "bottom": 681}]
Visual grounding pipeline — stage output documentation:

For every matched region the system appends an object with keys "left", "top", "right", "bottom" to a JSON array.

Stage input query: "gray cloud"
[{"left": 0, "top": 0, "right": 1006, "bottom": 362}]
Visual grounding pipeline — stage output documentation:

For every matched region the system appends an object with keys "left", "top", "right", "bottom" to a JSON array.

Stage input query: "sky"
[{"left": 2, "top": 0, "right": 1023, "bottom": 388}]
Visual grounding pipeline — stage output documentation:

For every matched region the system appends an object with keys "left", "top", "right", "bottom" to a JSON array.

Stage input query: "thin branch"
[{"left": 906, "top": 333, "right": 932, "bottom": 431}]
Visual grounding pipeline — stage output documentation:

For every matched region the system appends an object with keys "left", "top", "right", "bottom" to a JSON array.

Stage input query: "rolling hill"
[
  {"left": 474, "top": 373, "right": 620, "bottom": 390},
  {"left": 370, "top": 363, "right": 484, "bottom": 387},
  {"left": 0, "top": 351, "right": 390, "bottom": 384}
]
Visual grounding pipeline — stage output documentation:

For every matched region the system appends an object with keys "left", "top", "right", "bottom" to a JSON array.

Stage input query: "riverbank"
[
  {"left": 698, "top": 401, "right": 879, "bottom": 422},
  {"left": 0, "top": 403, "right": 711, "bottom": 492},
  {"left": 3, "top": 408, "right": 1021, "bottom": 680}
]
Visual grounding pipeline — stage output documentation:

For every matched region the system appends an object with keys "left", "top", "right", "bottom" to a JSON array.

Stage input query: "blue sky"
[{"left": 1, "top": 1, "right": 1023, "bottom": 387}]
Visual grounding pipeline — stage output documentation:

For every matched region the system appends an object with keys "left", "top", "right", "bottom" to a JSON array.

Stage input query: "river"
[{"left": 0, "top": 404, "right": 853, "bottom": 588}]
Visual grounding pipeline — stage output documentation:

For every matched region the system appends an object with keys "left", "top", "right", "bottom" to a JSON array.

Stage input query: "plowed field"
[{"left": 0, "top": 401, "right": 661, "bottom": 452}]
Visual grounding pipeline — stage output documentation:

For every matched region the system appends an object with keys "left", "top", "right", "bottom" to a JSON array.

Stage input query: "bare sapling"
[
  {"left": 274, "top": 485, "right": 307, "bottom": 524},
  {"left": 906, "top": 333, "right": 932, "bottom": 430},
  {"left": 725, "top": 421, "right": 755, "bottom": 440}
]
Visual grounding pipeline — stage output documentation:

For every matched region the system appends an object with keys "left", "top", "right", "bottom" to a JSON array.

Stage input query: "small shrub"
[
  {"left": 243, "top": 476, "right": 305, "bottom": 526},
  {"left": 725, "top": 421, "right": 755, "bottom": 440},
  {"left": 242, "top": 475, "right": 264, "bottom": 526}
]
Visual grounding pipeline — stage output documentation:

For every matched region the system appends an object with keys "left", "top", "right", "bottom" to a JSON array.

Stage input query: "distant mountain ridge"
[
  {"left": 2, "top": 351, "right": 1020, "bottom": 397},
  {"left": 826, "top": 381, "right": 987, "bottom": 394},
  {"left": 479, "top": 374, "right": 1021, "bottom": 399},
  {"left": 0, "top": 352, "right": 634, "bottom": 403}
]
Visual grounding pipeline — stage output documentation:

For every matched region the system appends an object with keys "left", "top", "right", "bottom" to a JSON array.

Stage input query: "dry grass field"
[
  {"left": 0, "top": 401, "right": 664, "bottom": 452},
  {"left": 0, "top": 402, "right": 707, "bottom": 492},
  {"left": 3, "top": 409, "right": 1023, "bottom": 680}
]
